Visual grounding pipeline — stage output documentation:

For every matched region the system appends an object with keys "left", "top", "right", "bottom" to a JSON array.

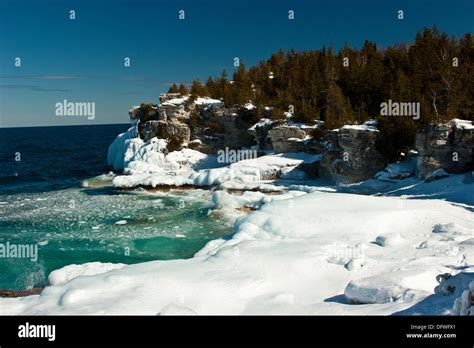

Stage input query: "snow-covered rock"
[
  {"left": 452, "top": 281, "right": 474, "bottom": 315},
  {"left": 243, "top": 102, "right": 256, "bottom": 110},
  {"left": 424, "top": 168, "right": 449, "bottom": 182},
  {"left": 374, "top": 233, "right": 404, "bottom": 247},
  {"left": 453, "top": 118, "right": 474, "bottom": 130},
  {"left": 320, "top": 122, "right": 387, "bottom": 184},
  {"left": 195, "top": 97, "right": 223, "bottom": 106},
  {"left": 248, "top": 118, "right": 276, "bottom": 151},
  {"left": 112, "top": 149, "right": 318, "bottom": 189},
  {"left": 267, "top": 126, "right": 307, "bottom": 153},
  {"left": 107, "top": 126, "right": 139, "bottom": 170},
  {"left": 344, "top": 276, "right": 409, "bottom": 304},
  {"left": 375, "top": 162, "right": 416, "bottom": 182},
  {"left": 161, "top": 96, "right": 190, "bottom": 106},
  {"left": 340, "top": 119, "right": 378, "bottom": 132}
]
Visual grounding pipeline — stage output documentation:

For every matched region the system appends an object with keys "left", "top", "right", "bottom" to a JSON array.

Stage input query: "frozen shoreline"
[
  {"left": 2, "top": 127, "right": 473, "bottom": 315},
  {"left": 1, "top": 172, "right": 473, "bottom": 315}
]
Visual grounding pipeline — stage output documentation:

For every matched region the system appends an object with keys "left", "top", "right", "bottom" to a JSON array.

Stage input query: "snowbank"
[
  {"left": 23, "top": 122, "right": 472, "bottom": 315},
  {"left": 111, "top": 144, "right": 319, "bottom": 189},
  {"left": 2, "top": 186, "right": 473, "bottom": 315},
  {"left": 48, "top": 262, "right": 126, "bottom": 286},
  {"left": 344, "top": 171, "right": 474, "bottom": 206}
]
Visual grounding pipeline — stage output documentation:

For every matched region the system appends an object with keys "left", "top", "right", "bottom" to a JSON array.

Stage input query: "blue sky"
[{"left": 0, "top": 0, "right": 473, "bottom": 127}]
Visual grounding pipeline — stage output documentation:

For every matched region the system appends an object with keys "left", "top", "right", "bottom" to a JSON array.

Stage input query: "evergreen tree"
[
  {"left": 205, "top": 77, "right": 216, "bottom": 97},
  {"left": 191, "top": 79, "right": 210, "bottom": 97},
  {"left": 455, "top": 33, "right": 474, "bottom": 120},
  {"left": 178, "top": 83, "right": 189, "bottom": 95},
  {"left": 168, "top": 83, "right": 178, "bottom": 93},
  {"left": 231, "top": 63, "right": 253, "bottom": 105}
]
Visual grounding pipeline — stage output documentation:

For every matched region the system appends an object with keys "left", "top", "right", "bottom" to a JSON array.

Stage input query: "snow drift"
[{"left": 2, "top": 181, "right": 474, "bottom": 315}]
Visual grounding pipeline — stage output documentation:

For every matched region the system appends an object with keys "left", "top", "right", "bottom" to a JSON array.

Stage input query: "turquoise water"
[
  {"left": 0, "top": 125, "right": 232, "bottom": 291},
  {"left": 0, "top": 185, "right": 232, "bottom": 290}
]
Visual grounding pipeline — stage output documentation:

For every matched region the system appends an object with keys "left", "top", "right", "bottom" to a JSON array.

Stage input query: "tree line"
[{"left": 168, "top": 27, "right": 473, "bottom": 160}]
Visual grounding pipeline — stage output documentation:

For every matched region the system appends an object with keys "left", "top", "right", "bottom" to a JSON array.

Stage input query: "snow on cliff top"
[
  {"left": 161, "top": 96, "right": 190, "bottom": 106},
  {"left": 340, "top": 119, "right": 378, "bottom": 132},
  {"left": 248, "top": 118, "right": 273, "bottom": 132},
  {"left": 195, "top": 97, "right": 222, "bottom": 106},
  {"left": 244, "top": 102, "right": 256, "bottom": 110},
  {"left": 161, "top": 96, "right": 223, "bottom": 107},
  {"left": 452, "top": 118, "right": 474, "bottom": 130},
  {"left": 129, "top": 105, "right": 141, "bottom": 113}
]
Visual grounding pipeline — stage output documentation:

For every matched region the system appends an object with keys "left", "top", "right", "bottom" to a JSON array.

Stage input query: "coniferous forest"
[{"left": 169, "top": 27, "right": 473, "bottom": 160}]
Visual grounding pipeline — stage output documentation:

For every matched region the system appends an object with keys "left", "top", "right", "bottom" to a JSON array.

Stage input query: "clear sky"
[{"left": 0, "top": 0, "right": 473, "bottom": 127}]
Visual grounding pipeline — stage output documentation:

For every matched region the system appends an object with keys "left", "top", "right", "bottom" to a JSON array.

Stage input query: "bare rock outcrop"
[
  {"left": 415, "top": 119, "right": 474, "bottom": 179},
  {"left": 138, "top": 120, "right": 191, "bottom": 145},
  {"left": 248, "top": 118, "right": 275, "bottom": 151},
  {"left": 130, "top": 94, "right": 256, "bottom": 153},
  {"left": 267, "top": 126, "right": 307, "bottom": 153},
  {"left": 319, "top": 122, "right": 387, "bottom": 184}
]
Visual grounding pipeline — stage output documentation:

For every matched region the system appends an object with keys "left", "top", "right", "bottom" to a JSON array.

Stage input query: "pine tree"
[
  {"left": 232, "top": 63, "right": 253, "bottom": 105},
  {"left": 214, "top": 70, "right": 232, "bottom": 104},
  {"left": 205, "top": 77, "right": 216, "bottom": 97},
  {"left": 457, "top": 33, "right": 474, "bottom": 120},
  {"left": 178, "top": 83, "right": 189, "bottom": 95},
  {"left": 168, "top": 83, "right": 178, "bottom": 93},
  {"left": 190, "top": 79, "right": 210, "bottom": 97}
]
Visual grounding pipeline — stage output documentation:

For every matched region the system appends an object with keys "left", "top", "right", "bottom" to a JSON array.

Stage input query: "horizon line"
[{"left": 0, "top": 122, "right": 131, "bottom": 130}]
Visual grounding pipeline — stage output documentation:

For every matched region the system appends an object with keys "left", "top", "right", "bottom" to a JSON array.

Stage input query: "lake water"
[{"left": 0, "top": 125, "right": 231, "bottom": 290}]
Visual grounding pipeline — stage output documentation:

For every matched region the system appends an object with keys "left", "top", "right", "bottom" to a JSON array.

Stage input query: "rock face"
[
  {"left": 249, "top": 118, "right": 324, "bottom": 154},
  {"left": 415, "top": 119, "right": 474, "bottom": 178},
  {"left": 0, "top": 288, "right": 43, "bottom": 298},
  {"left": 127, "top": 96, "right": 472, "bottom": 185},
  {"left": 138, "top": 120, "right": 191, "bottom": 145},
  {"left": 190, "top": 106, "right": 256, "bottom": 153},
  {"left": 267, "top": 126, "right": 307, "bottom": 153},
  {"left": 129, "top": 94, "right": 256, "bottom": 153},
  {"left": 159, "top": 93, "right": 182, "bottom": 103},
  {"left": 248, "top": 118, "right": 275, "bottom": 151},
  {"left": 130, "top": 95, "right": 195, "bottom": 149},
  {"left": 208, "top": 108, "right": 255, "bottom": 151},
  {"left": 320, "top": 124, "right": 387, "bottom": 184},
  {"left": 129, "top": 105, "right": 159, "bottom": 122},
  {"left": 295, "top": 160, "right": 320, "bottom": 179}
]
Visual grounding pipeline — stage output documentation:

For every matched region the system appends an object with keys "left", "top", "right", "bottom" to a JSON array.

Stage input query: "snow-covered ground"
[
  {"left": 1, "top": 168, "right": 473, "bottom": 314},
  {"left": 2, "top": 128, "right": 473, "bottom": 315}
]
